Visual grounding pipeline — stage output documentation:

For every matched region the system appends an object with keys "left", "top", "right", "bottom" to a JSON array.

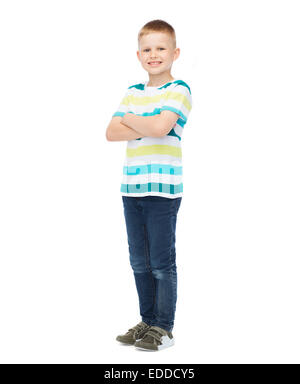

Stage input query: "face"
[{"left": 137, "top": 32, "right": 180, "bottom": 76}]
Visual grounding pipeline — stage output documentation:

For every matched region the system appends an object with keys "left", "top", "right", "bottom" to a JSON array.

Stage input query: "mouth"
[{"left": 148, "top": 61, "right": 162, "bottom": 66}]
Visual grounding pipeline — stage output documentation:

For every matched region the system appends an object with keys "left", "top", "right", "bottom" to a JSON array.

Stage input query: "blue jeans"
[{"left": 122, "top": 195, "right": 182, "bottom": 332}]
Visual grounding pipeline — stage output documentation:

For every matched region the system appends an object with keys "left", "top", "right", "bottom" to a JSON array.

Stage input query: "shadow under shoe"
[{"left": 116, "top": 321, "right": 151, "bottom": 345}]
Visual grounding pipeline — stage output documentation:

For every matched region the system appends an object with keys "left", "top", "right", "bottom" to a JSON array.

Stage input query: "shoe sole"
[{"left": 135, "top": 337, "right": 175, "bottom": 351}]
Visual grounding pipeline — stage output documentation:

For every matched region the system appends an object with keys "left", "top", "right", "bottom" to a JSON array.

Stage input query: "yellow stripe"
[
  {"left": 127, "top": 145, "right": 182, "bottom": 158},
  {"left": 122, "top": 91, "right": 192, "bottom": 111}
]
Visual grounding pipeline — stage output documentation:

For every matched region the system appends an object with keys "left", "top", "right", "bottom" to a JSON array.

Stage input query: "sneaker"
[
  {"left": 134, "top": 326, "right": 174, "bottom": 351},
  {"left": 116, "top": 321, "right": 151, "bottom": 345}
]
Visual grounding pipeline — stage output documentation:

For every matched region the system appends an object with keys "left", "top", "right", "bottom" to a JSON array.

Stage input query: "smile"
[{"left": 148, "top": 61, "right": 162, "bottom": 66}]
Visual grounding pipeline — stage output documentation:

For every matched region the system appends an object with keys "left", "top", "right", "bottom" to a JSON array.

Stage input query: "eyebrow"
[{"left": 142, "top": 45, "right": 167, "bottom": 49}]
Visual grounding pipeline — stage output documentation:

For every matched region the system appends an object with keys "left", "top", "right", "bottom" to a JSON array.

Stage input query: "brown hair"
[{"left": 138, "top": 19, "right": 176, "bottom": 49}]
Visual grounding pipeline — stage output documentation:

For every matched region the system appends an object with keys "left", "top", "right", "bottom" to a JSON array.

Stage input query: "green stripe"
[
  {"left": 126, "top": 145, "right": 182, "bottom": 158},
  {"left": 122, "top": 91, "right": 191, "bottom": 111}
]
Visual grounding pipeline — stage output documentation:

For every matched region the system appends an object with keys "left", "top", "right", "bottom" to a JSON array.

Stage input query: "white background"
[{"left": 0, "top": 0, "right": 299, "bottom": 364}]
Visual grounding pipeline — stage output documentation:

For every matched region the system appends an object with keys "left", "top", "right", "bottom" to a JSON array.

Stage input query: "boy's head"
[{"left": 137, "top": 20, "right": 180, "bottom": 78}]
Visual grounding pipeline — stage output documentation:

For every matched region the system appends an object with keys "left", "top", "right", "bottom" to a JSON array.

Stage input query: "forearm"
[
  {"left": 108, "top": 121, "right": 146, "bottom": 141},
  {"left": 121, "top": 113, "right": 159, "bottom": 137}
]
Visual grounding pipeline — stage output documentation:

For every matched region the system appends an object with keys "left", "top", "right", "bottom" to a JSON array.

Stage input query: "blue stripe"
[
  {"left": 127, "top": 80, "right": 191, "bottom": 93},
  {"left": 168, "top": 128, "right": 181, "bottom": 141},
  {"left": 173, "top": 80, "right": 192, "bottom": 94},
  {"left": 176, "top": 118, "right": 185, "bottom": 128},
  {"left": 160, "top": 106, "right": 187, "bottom": 123},
  {"left": 124, "top": 164, "right": 182, "bottom": 175},
  {"left": 121, "top": 182, "right": 183, "bottom": 195},
  {"left": 112, "top": 111, "right": 126, "bottom": 117},
  {"left": 128, "top": 83, "right": 145, "bottom": 90},
  {"left": 153, "top": 81, "right": 178, "bottom": 90}
]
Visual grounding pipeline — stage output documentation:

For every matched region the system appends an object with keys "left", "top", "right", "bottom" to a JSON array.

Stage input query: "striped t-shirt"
[{"left": 112, "top": 79, "right": 192, "bottom": 199}]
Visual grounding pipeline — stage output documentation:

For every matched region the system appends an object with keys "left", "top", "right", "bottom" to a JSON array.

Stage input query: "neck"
[{"left": 147, "top": 74, "right": 175, "bottom": 87}]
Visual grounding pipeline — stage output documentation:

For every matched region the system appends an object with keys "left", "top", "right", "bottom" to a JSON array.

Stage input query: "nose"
[{"left": 149, "top": 49, "right": 159, "bottom": 57}]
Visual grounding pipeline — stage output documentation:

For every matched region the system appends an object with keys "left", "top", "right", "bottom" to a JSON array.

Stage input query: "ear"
[{"left": 157, "top": 110, "right": 180, "bottom": 137}]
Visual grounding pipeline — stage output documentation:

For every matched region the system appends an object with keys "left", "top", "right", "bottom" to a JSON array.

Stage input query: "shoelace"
[{"left": 141, "top": 326, "right": 167, "bottom": 344}]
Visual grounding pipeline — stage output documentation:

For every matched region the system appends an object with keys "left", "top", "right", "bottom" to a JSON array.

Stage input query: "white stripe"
[
  {"left": 122, "top": 192, "right": 182, "bottom": 199},
  {"left": 125, "top": 154, "right": 182, "bottom": 163},
  {"left": 127, "top": 135, "right": 181, "bottom": 148},
  {"left": 122, "top": 173, "right": 182, "bottom": 185}
]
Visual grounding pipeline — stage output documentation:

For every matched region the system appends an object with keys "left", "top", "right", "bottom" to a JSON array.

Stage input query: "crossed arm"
[{"left": 106, "top": 111, "right": 179, "bottom": 141}]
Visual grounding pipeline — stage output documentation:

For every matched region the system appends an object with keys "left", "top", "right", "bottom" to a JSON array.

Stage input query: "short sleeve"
[
  {"left": 160, "top": 80, "right": 192, "bottom": 124},
  {"left": 112, "top": 87, "right": 131, "bottom": 118}
]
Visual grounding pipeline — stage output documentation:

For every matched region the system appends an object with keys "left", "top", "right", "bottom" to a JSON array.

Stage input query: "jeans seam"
[
  {"left": 144, "top": 224, "right": 156, "bottom": 324},
  {"left": 170, "top": 200, "right": 178, "bottom": 276}
]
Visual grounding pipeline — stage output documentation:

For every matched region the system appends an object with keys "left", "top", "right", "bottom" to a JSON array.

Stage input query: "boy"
[{"left": 105, "top": 19, "right": 192, "bottom": 351}]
